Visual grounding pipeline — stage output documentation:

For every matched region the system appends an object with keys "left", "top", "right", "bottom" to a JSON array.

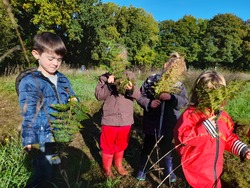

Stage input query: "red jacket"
[{"left": 174, "top": 106, "right": 248, "bottom": 188}]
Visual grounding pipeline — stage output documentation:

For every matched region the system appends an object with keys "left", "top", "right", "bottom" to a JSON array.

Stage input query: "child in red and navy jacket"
[{"left": 174, "top": 70, "right": 250, "bottom": 188}]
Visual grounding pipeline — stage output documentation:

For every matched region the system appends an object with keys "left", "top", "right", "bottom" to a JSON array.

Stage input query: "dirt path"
[{"left": 0, "top": 91, "right": 21, "bottom": 140}]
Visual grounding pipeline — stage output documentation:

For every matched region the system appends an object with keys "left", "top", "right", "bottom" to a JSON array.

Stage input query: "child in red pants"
[{"left": 95, "top": 46, "right": 140, "bottom": 178}]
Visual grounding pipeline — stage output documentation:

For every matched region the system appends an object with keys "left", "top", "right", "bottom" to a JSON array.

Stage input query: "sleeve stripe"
[
  {"left": 203, "top": 120, "right": 218, "bottom": 138},
  {"left": 232, "top": 140, "right": 248, "bottom": 155}
]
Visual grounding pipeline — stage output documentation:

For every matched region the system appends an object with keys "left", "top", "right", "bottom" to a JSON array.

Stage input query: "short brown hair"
[{"left": 33, "top": 32, "right": 67, "bottom": 56}]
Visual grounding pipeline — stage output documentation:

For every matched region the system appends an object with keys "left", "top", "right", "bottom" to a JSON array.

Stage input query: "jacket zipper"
[{"left": 214, "top": 114, "right": 220, "bottom": 188}]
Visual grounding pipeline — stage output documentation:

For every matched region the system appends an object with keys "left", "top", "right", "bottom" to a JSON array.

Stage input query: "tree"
[
  {"left": 237, "top": 28, "right": 250, "bottom": 70},
  {"left": 115, "top": 6, "right": 159, "bottom": 67},
  {"left": 156, "top": 20, "right": 176, "bottom": 64},
  {"left": 0, "top": 0, "right": 21, "bottom": 74},
  {"left": 206, "top": 14, "right": 248, "bottom": 69},
  {"left": 172, "top": 15, "right": 203, "bottom": 65}
]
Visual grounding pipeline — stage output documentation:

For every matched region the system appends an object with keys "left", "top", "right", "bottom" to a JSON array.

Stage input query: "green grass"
[
  {"left": 0, "top": 136, "right": 31, "bottom": 188},
  {"left": 0, "top": 69, "right": 250, "bottom": 188},
  {"left": 225, "top": 82, "right": 250, "bottom": 126}
]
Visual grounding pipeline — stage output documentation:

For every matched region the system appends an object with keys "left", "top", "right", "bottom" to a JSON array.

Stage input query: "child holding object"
[
  {"left": 174, "top": 70, "right": 250, "bottom": 188},
  {"left": 95, "top": 45, "right": 141, "bottom": 178},
  {"left": 17, "top": 32, "right": 77, "bottom": 187},
  {"left": 136, "top": 52, "right": 188, "bottom": 182}
]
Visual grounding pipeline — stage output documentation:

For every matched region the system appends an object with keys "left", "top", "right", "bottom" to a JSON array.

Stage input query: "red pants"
[{"left": 100, "top": 125, "right": 131, "bottom": 155}]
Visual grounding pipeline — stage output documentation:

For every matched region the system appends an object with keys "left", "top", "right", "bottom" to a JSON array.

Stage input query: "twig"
[
  {"left": 157, "top": 152, "right": 201, "bottom": 188},
  {"left": 0, "top": 45, "right": 20, "bottom": 62},
  {"left": 2, "top": 0, "right": 30, "bottom": 66}
]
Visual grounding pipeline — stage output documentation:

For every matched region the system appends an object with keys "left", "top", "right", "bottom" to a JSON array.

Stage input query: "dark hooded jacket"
[{"left": 136, "top": 73, "right": 188, "bottom": 137}]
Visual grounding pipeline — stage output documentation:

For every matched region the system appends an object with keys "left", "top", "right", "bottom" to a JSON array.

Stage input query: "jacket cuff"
[
  {"left": 232, "top": 140, "right": 248, "bottom": 157},
  {"left": 202, "top": 119, "right": 218, "bottom": 138},
  {"left": 130, "top": 87, "right": 141, "bottom": 99}
]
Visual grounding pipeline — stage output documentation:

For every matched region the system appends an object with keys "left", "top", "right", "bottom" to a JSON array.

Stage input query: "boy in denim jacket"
[{"left": 17, "top": 32, "right": 77, "bottom": 187}]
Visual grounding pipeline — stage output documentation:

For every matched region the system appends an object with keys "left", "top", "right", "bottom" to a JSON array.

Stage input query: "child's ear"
[{"left": 31, "top": 50, "right": 40, "bottom": 60}]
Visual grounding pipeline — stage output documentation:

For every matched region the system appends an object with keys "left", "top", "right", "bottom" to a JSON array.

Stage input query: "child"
[
  {"left": 17, "top": 32, "right": 77, "bottom": 187},
  {"left": 95, "top": 46, "right": 140, "bottom": 178},
  {"left": 136, "top": 52, "right": 188, "bottom": 182},
  {"left": 174, "top": 70, "right": 250, "bottom": 188}
]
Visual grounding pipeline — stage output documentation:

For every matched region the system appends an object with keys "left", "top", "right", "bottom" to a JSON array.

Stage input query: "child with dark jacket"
[
  {"left": 174, "top": 70, "right": 250, "bottom": 188},
  {"left": 17, "top": 32, "right": 77, "bottom": 187},
  {"left": 95, "top": 47, "right": 141, "bottom": 178},
  {"left": 136, "top": 52, "right": 188, "bottom": 182}
]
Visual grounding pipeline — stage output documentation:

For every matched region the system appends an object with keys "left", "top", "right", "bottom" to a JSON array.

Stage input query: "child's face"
[{"left": 32, "top": 50, "right": 63, "bottom": 77}]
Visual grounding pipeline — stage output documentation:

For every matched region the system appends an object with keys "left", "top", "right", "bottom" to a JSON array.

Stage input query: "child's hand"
[
  {"left": 24, "top": 144, "right": 32, "bottom": 154},
  {"left": 150, "top": 99, "right": 161, "bottom": 108},
  {"left": 159, "top": 92, "right": 171, "bottom": 101},
  {"left": 125, "top": 81, "right": 133, "bottom": 90},
  {"left": 107, "top": 75, "right": 115, "bottom": 83},
  {"left": 208, "top": 115, "right": 217, "bottom": 128},
  {"left": 245, "top": 149, "right": 250, "bottom": 160}
]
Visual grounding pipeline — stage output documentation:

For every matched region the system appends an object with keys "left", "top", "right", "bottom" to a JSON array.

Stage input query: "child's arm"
[
  {"left": 168, "top": 84, "right": 188, "bottom": 110},
  {"left": 175, "top": 110, "right": 213, "bottom": 147},
  {"left": 222, "top": 112, "right": 250, "bottom": 160},
  {"left": 65, "top": 76, "right": 78, "bottom": 101},
  {"left": 136, "top": 78, "right": 151, "bottom": 111},
  {"left": 19, "top": 77, "right": 40, "bottom": 147},
  {"left": 94, "top": 73, "right": 113, "bottom": 101}
]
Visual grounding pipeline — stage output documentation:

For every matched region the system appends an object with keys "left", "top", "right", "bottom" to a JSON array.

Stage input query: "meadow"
[{"left": 0, "top": 68, "right": 249, "bottom": 188}]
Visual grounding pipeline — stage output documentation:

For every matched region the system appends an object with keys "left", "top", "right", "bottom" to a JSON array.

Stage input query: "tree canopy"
[{"left": 0, "top": 1, "right": 249, "bottom": 74}]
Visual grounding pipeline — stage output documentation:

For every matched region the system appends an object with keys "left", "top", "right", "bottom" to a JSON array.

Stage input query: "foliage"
[
  {"left": 97, "top": 42, "right": 136, "bottom": 96},
  {"left": 0, "top": 69, "right": 250, "bottom": 187},
  {"left": 13, "top": 0, "right": 84, "bottom": 41},
  {"left": 205, "top": 14, "right": 249, "bottom": 69},
  {"left": 221, "top": 123, "right": 250, "bottom": 188},
  {"left": 153, "top": 56, "right": 186, "bottom": 98},
  {"left": 2, "top": 0, "right": 250, "bottom": 73},
  {"left": 93, "top": 177, "right": 121, "bottom": 188},
  {"left": 50, "top": 97, "right": 90, "bottom": 143},
  {"left": 196, "top": 80, "right": 249, "bottom": 114},
  {"left": 0, "top": 1, "right": 22, "bottom": 74},
  {"left": 0, "top": 136, "right": 31, "bottom": 187},
  {"left": 225, "top": 82, "right": 250, "bottom": 125}
]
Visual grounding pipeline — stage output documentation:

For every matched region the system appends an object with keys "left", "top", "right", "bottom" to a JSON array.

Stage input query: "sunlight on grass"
[
  {"left": 0, "top": 69, "right": 249, "bottom": 187},
  {"left": 0, "top": 136, "right": 31, "bottom": 187}
]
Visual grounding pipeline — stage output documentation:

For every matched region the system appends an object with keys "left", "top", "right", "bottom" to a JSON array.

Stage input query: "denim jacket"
[{"left": 18, "top": 70, "right": 76, "bottom": 150}]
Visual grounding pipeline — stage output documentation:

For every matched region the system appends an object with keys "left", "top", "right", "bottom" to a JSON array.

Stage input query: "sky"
[{"left": 101, "top": 0, "right": 250, "bottom": 22}]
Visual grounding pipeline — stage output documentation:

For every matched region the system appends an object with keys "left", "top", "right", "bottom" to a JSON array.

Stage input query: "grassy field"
[{"left": 0, "top": 68, "right": 250, "bottom": 188}]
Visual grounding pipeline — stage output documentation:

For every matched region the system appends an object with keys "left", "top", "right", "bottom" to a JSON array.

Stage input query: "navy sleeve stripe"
[
  {"left": 203, "top": 119, "right": 218, "bottom": 138},
  {"left": 232, "top": 140, "right": 248, "bottom": 156}
]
